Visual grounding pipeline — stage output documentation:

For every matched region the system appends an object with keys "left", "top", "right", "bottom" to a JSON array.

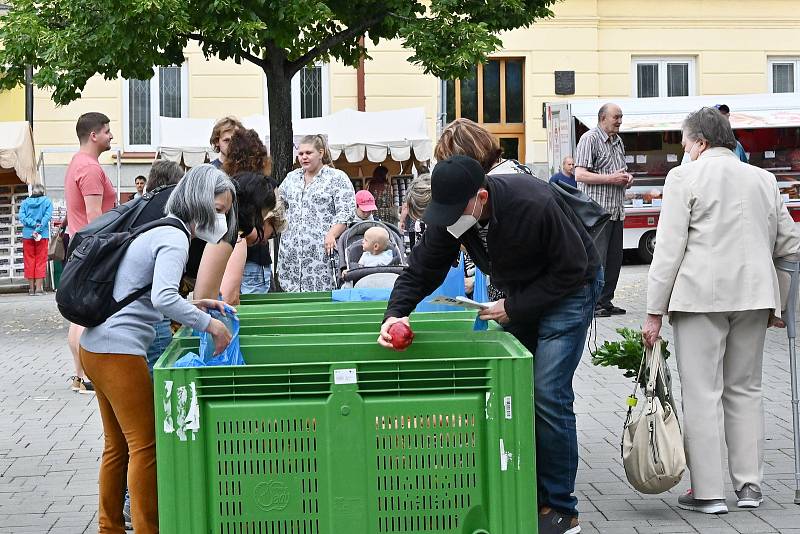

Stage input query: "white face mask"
[
  {"left": 681, "top": 140, "right": 699, "bottom": 164},
  {"left": 196, "top": 213, "right": 228, "bottom": 244},
  {"left": 446, "top": 195, "right": 483, "bottom": 239}
]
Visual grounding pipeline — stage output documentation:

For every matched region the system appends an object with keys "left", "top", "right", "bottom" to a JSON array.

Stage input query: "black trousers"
[{"left": 593, "top": 219, "right": 623, "bottom": 308}]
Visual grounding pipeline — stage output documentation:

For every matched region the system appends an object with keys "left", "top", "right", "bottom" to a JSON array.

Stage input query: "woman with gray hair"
[
  {"left": 17, "top": 183, "right": 53, "bottom": 295},
  {"left": 78, "top": 164, "right": 236, "bottom": 533},
  {"left": 643, "top": 107, "right": 800, "bottom": 514}
]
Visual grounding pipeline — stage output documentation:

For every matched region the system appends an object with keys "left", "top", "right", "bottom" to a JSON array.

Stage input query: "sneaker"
[
  {"left": 123, "top": 498, "right": 133, "bottom": 530},
  {"left": 677, "top": 489, "right": 728, "bottom": 514},
  {"left": 594, "top": 306, "right": 612, "bottom": 318},
  {"left": 607, "top": 305, "right": 627, "bottom": 315},
  {"left": 538, "top": 507, "right": 580, "bottom": 534},
  {"left": 735, "top": 484, "right": 763, "bottom": 508}
]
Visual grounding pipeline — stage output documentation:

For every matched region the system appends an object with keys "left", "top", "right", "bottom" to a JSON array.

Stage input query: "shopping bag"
[
  {"left": 415, "top": 252, "right": 466, "bottom": 313},
  {"left": 174, "top": 305, "right": 244, "bottom": 367},
  {"left": 48, "top": 229, "right": 66, "bottom": 261}
]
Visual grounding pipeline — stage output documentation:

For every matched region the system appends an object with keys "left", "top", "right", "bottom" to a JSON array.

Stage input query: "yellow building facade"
[{"left": 26, "top": 0, "right": 800, "bottom": 184}]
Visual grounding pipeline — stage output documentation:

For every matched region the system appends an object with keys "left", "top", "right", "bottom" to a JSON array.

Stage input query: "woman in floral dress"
[{"left": 278, "top": 134, "right": 356, "bottom": 292}]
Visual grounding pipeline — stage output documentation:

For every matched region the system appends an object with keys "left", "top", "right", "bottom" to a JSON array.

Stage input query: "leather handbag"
[
  {"left": 48, "top": 226, "right": 66, "bottom": 262},
  {"left": 621, "top": 338, "right": 686, "bottom": 494}
]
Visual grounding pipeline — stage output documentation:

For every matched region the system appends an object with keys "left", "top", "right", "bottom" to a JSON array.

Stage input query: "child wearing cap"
[{"left": 353, "top": 190, "right": 379, "bottom": 222}]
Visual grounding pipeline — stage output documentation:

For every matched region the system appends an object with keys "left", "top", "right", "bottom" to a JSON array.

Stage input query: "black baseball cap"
[{"left": 423, "top": 155, "right": 487, "bottom": 226}]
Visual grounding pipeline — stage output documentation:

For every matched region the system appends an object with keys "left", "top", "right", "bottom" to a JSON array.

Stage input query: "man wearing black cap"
[{"left": 378, "top": 155, "right": 602, "bottom": 534}]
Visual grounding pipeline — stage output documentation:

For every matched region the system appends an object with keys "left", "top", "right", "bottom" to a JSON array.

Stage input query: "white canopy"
[
  {"left": 568, "top": 93, "right": 800, "bottom": 133},
  {"left": 0, "top": 121, "right": 38, "bottom": 184},
  {"left": 158, "top": 107, "right": 431, "bottom": 167}
]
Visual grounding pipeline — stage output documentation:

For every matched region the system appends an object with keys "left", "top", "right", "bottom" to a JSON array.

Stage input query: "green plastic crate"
[
  {"left": 154, "top": 331, "right": 536, "bottom": 534},
  {"left": 236, "top": 300, "right": 389, "bottom": 317},
  {"left": 239, "top": 291, "right": 332, "bottom": 305},
  {"left": 174, "top": 311, "right": 492, "bottom": 338}
]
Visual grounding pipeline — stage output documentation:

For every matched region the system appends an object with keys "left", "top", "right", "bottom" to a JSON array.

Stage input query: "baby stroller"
[{"left": 332, "top": 220, "right": 408, "bottom": 288}]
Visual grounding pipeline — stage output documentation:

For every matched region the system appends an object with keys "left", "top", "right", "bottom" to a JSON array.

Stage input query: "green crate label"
[
  {"left": 334, "top": 368, "right": 357, "bottom": 385},
  {"left": 254, "top": 481, "right": 290, "bottom": 511},
  {"left": 504, "top": 395, "right": 513, "bottom": 419}
]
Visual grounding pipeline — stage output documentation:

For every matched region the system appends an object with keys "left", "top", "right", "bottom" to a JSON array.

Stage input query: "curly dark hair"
[
  {"left": 223, "top": 129, "right": 271, "bottom": 176},
  {"left": 233, "top": 172, "right": 277, "bottom": 243}
]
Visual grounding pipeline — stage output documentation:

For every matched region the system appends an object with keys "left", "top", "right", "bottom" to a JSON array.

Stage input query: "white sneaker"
[{"left": 735, "top": 484, "right": 763, "bottom": 508}]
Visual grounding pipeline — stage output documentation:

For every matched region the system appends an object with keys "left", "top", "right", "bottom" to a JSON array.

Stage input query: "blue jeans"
[
  {"left": 505, "top": 270, "right": 603, "bottom": 516},
  {"left": 240, "top": 261, "right": 271, "bottom": 294},
  {"left": 145, "top": 319, "right": 173, "bottom": 375}
]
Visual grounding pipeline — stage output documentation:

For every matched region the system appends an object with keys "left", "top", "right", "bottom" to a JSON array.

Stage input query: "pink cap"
[{"left": 355, "top": 190, "right": 378, "bottom": 211}]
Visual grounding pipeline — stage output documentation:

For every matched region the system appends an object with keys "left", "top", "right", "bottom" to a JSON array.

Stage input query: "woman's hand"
[
  {"left": 642, "top": 314, "right": 663, "bottom": 347},
  {"left": 193, "top": 299, "right": 233, "bottom": 316},
  {"left": 206, "top": 318, "right": 233, "bottom": 355},
  {"left": 479, "top": 299, "right": 509, "bottom": 325},
  {"left": 378, "top": 316, "right": 410, "bottom": 349},
  {"left": 324, "top": 231, "right": 337, "bottom": 256}
]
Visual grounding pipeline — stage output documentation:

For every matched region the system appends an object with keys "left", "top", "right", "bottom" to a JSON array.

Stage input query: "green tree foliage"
[{"left": 0, "top": 0, "right": 557, "bottom": 181}]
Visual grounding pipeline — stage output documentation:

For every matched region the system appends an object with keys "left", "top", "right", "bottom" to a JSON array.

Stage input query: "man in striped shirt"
[{"left": 575, "top": 103, "right": 634, "bottom": 317}]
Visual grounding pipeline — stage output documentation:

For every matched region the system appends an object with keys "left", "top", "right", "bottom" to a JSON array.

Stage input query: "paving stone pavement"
[{"left": 0, "top": 265, "right": 799, "bottom": 533}]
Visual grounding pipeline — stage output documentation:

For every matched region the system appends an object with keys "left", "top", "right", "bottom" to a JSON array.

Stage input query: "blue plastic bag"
[
  {"left": 415, "top": 252, "right": 467, "bottom": 313},
  {"left": 174, "top": 305, "right": 244, "bottom": 367},
  {"left": 332, "top": 288, "right": 392, "bottom": 302}
]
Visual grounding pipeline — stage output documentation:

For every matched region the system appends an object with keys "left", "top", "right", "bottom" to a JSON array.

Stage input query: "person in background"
[
  {"left": 64, "top": 112, "right": 117, "bottom": 394},
  {"left": 436, "top": 118, "right": 534, "bottom": 176},
  {"left": 575, "top": 103, "right": 633, "bottom": 318},
  {"left": 209, "top": 116, "right": 244, "bottom": 170},
  {"left": 144, "top": 160, "right": 184, "bottom": 193},
  {"left": 715, "top": 104, "right": 749, "bottom": 163},
  {"left": 278, "top": 134, "right": 356, "bottom": 292},
  {"left": 368, "top": 165, "right": 399, "bottom": 225},
  {"left": 221, "top": 129, "right": 278, "bottom": 300},
  {"left": 358, "top": 226, "right": 393, "bottom": 267},
  {"left": 17, "top": 183, "right": 53, "bottom": 296},
  {"left": 549, "top": 156, "right": 577, "bottom": 188},
  {"left": 643, "top": 106, "right": 800, "bottom": 515},
  {"left": 353, "top": 190, "right": 378, "bottom": 223},
  {"left": 402, "top": 173, "right": 430, "bottom": 250},
  {"left": 133, "top": 175, "right": 146, "bottom": 199},
  {"left": 80, "top": 166, "right": 236, "bottom": 534}
]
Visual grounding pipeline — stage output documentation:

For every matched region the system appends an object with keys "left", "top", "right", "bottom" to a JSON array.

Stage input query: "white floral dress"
[{"left": 278, "top": 166, "right": 356, "bottom": 292}]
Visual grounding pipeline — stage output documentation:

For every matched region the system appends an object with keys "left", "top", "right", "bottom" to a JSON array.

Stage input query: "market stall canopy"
[
  {"left": 158, "top": 107, "right": 431, "bottom": 168},
  {"left": 569, "top": 93, "right": 800, "bottom": 133},
  {"left": 0, "top": 121, "right": 38, "bottom": 184},
  {"left": 293, "top": 108, "right": 432, "bottom": 163}
]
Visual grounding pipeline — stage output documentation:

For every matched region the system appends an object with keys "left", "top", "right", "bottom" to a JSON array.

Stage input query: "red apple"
[{"left": 388, "top": 322, "right": 414, "bottom": 350}]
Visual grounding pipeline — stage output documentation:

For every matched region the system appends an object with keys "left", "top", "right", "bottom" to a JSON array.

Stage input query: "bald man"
[{"left": 549, "top": 156, "right": 577, "bottom": 188}]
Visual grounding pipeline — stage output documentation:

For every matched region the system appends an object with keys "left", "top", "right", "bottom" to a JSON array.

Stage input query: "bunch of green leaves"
[{"left": 590, "top": 327, "right": 670, "bottom": 387}]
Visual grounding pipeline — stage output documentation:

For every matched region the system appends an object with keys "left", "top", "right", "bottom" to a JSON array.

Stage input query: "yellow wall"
[
  {"left": 0, "top": 86, "right": 24, "bottom": 121},
  {"left": 29, "top": 0, "right": 800, "bottom": 169}
]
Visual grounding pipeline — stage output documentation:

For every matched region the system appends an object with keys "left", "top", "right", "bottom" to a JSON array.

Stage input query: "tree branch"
[
  {"left": 183, "top": 32, "right": 267, "bottom": 69},
  {"left": 286, "top": 12, "right": 389, "bottom": 76}
]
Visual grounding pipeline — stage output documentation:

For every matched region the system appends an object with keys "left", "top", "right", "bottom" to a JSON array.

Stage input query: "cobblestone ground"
[{"left": 1, "top": 265, "right": 799, "bottom": 533}]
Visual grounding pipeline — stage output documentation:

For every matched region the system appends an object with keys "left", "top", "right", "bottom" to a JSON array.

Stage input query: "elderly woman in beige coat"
[{"left": 643, "top": 107, "right": 800, "bottom": 515}]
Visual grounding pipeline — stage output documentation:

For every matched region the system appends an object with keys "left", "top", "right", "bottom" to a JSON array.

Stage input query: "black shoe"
[
  {"left": 539, "top": 507, "right": 581, "bottom": 534},
  {"left": 607, "top": 305, "right": 626, "bottom": 315},
  {"left": 594, "top": 306, "right": 612, "bottom": 318}
]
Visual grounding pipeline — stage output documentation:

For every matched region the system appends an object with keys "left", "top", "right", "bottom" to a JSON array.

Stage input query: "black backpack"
[
  {"left": 67, "top": 184, "right": 174, "bottom": 257},
  {"left": 57, "top": 217, "right": 190, "bottom": 327}
]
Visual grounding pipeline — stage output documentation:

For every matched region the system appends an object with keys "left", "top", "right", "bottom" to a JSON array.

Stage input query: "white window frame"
[
  {"left": 262, "top": 62, "right": 330, "bottom": 121},
  {"left": 768, "top": 57, "right": 800, "bottom": 93},
  {"left": 631, "top": 56, "right": 696, "bottom": 98},
  {"left": 121, "top": 64, "right": 189, "bottom": 152}
]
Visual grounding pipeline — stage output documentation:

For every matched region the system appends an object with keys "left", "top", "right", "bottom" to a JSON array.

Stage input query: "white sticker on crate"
[
  {"left": 504, "top": 396, "right": 513, "bottom": 420},
  {"left": 499, "top": 439, "right": 513, "bottom": 472},
  {"left": 334, "top": 368, "right": 357, "bottom": 385}
]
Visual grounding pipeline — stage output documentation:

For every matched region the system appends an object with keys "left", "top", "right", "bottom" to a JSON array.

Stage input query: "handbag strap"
[{"left": 644, "top": 340, "right": 662, "bottom": 398}]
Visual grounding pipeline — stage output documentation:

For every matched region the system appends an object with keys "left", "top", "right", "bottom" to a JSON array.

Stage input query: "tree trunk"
[{"left": 263, "top": 50, "right": 294, "bottom": 185}]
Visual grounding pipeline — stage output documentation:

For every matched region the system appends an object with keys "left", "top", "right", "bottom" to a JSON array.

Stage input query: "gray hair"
[
  {"left": 30, "top": 183, "right": 46, "bottom": 197},
  {"left": 165, "top": 164, "right": 238, "bottom": 243},
  {"left": 406, "top": 173, "right": 432, "bottom": 221},
  {"left": 682, "top": 107, "right": 737, "bottom": 150}
]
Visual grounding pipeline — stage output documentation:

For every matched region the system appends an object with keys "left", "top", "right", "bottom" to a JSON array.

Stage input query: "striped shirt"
[{"left": 574, "top": 126, "right": 628, "bottom": 220}]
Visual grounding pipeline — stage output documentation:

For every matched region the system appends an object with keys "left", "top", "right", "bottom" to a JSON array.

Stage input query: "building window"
[
  {"left": 769, "top": 59, "right": 800, "bottom": 93},
  {"left": 264, "top": 63, "right": 330, "bottom": 121},
  {"left": 122, "top": 65, "right": 188, "bottom": 151},
  {"left": 632, "top": 57, "right": 695, "bottom": 98},
  {"left": 441, "top": 58, "right": 525, "bottom": 161}
]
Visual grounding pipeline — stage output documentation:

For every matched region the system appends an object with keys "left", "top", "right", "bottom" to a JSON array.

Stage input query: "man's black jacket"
[{"left": 384, "top": 174, "right": 601, "bottom": 324}]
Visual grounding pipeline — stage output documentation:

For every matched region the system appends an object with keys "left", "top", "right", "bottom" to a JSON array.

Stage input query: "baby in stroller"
[
  {"left": 358, "top": 227, "right": 394, "bottom": 267},
  {"left": 334, "top": 220, "right": 407, "bottom": 288}
]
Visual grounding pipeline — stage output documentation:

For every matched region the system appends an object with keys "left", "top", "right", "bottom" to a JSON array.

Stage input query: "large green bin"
[
  {"left": 236, "top": 300, "right": 389, "bottom": 317},
  {"left": 154, "top": 331, "right": 536, "bottom": 534}
]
